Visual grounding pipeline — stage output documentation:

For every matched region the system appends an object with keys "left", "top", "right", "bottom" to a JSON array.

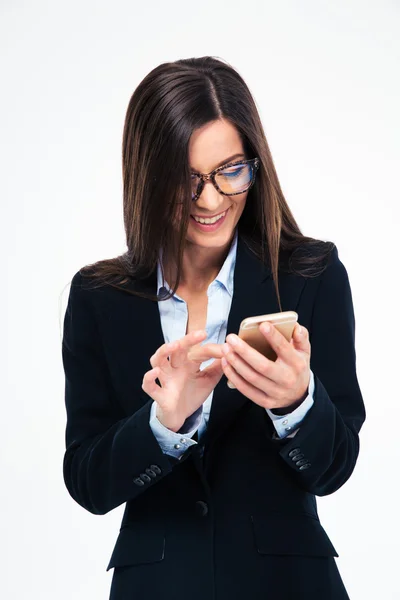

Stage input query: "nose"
[{"left": 195, "top": 180, "right": 225, "bottom": 213}]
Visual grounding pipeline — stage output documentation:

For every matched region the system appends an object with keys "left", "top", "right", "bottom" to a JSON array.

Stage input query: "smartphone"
[{"left": 227, "top": 310, "right": 298, "bottom": 389}]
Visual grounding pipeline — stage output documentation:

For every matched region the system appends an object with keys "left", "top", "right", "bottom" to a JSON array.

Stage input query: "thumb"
[
  {"left": 291, "top": 323, "right": 310, "bottom": 353},
  {"left": 187, "top": 343, "right": 223, "bottom": 362},
  {"left": 201, "top": 357, "right": 224, "bottom": 380}
]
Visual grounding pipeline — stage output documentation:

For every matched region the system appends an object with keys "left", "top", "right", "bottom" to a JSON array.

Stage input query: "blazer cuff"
[
  {"left": 149, "top": 401, "right": 201, "bottom": 459},
  {"left": 266, "top": 370, "right": 315, "bottom": 438}
]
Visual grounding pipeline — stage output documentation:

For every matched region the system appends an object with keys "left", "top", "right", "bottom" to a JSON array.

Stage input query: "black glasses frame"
[{"left": 191, "top": 157, "right": 260, "bottom": 202}]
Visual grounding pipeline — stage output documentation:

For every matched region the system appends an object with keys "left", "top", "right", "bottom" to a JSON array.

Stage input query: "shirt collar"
[{"left": 157, "top": 228, "right": 238, "bottom": 298}]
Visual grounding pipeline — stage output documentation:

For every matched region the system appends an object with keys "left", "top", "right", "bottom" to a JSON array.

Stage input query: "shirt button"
[
  {"left": 180, "top": 438, "right": 187, "bottom": 444},
  {"left": 195, "top": 501, "right": 209, "bottom": 517},
  {"left": 285, "top": 426, "right": 292, "bottom": 431},
  {"left": 282, "top": 419, "right": 288, "bottom": 425},
  {"left": 174, "top": 444, "right": 181, "bottom": 449}
]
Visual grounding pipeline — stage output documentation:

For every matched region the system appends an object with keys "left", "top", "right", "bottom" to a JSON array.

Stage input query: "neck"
[{"left": 163, "top": 236, "right": 234, "bottom": 294}]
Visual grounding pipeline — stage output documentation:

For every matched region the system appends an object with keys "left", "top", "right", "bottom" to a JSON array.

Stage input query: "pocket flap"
[
  {"left": 251, "top": 513, "right": 339, "bottom": 557},
  {"left": 106, "top": 525, "right": 166, "bottom": 571}
]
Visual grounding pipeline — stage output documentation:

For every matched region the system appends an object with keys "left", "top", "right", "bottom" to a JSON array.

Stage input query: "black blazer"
[{"left": 62, "top": 235, "right": 366, "bottom": 600}]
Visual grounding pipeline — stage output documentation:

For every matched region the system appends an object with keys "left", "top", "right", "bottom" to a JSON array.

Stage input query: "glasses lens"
[{"left": 215, "top": 163, "right": 254, "bottom": 194}]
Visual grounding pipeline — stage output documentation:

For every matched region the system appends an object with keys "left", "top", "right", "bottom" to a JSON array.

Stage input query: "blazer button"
[
  {"left": 299, "top": 463, "right": 311, "bottom": 470},
  {"left": 195, "top": 501, "right": 209, "bottom": 517},
  {"left": 150, "top": 464, "right": 162, "bottom": 475},
  {"left": 133, "top": 477, "right": 145, "bottom": 486},
  {"left": 145, "top": 468, "right": 157, "bottom": 478},
  {"left": 140, "top": 473, "right": 151, "bottom": 483},
  {"left": 291, "top": 453, "right": 304, "bottom": 462},
  {"left": 296, "top": 458, "right": 309, "bottom": 467},
  {"left": 288, "top": 448, "right": 301, "bottom": 457}
]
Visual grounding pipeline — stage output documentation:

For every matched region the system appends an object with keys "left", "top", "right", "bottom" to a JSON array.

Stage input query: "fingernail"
[
  {"left": 262, "top": 323, "right": 270, "bottom": 333},
  {"left": 298, "top": 325, "right": 302, "bottom": 335},
  {"left": 227, "top": 335, "right": 238, "bottom": 345},
  {"left": 221, "top": 357, "right": 228, "bottom": 367}
]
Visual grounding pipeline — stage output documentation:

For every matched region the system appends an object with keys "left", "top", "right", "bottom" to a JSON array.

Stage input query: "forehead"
[{"left": 189, "top": 119, "right": 245, "bottom": 172}]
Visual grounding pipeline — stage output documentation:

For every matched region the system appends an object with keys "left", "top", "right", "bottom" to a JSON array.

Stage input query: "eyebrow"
[{"left": 191, "top": 153, "right": 246, "bottom": 173}]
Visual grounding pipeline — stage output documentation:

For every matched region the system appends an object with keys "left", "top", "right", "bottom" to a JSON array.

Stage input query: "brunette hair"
[{"left": 78, "top": 56, "right": 335, "bottom": 311}]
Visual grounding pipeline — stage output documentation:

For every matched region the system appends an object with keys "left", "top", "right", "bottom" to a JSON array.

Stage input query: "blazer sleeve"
[
  {"left": 269, "top": 246, "right": 366, "bottom": 496},
  {"left": 61, "top": 272, "right": 189, "bottom": 516}
]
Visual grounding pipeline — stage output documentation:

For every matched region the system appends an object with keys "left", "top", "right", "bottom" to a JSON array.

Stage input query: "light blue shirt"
[{"left": 149, "top": 229, "right": 315, "bottom": 459}]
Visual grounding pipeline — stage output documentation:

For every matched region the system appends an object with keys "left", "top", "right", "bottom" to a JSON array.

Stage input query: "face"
[{"left": 185, "top": 119, "right": 250, "bottom": 250}]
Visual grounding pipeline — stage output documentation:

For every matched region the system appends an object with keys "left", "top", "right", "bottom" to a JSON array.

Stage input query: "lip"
[
  {"left": 191, "top": 208, "right": 229, "bottom": 219},
  {"left": 190, "top": 207, "right": 230, "bottom": 232}
]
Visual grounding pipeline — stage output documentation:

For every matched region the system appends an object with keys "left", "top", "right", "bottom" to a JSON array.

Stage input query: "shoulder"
[
  {"left": 319, "top": 245, "right": 350, "bottom": 286},
  {"left": 64, "top": 269, "right": 102, "bottom": 316},
  {"left": 311, "top": 244, "right": 354, "bottom": 311},
  {"left": 69, "top": 268, "right": 110, "bottom": 296},
  {"left": 289, "top": 241, "right": 344, "bottom": 281}
]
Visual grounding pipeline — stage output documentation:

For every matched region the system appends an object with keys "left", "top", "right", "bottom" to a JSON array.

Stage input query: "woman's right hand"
[{"left": 141, "top": 330, "right": 224, "bottom": 432}]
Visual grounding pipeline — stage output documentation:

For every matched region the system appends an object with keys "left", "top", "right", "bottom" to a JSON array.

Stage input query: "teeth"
[{"left": 193, "top": 211, "right": 226, "bottom": 224}]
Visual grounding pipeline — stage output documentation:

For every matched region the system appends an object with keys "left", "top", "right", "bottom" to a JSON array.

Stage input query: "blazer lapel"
[{"left": 200, "top": 236, "right": 277, "bottom": 452}]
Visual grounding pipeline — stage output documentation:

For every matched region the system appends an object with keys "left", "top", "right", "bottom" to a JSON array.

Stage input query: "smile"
[
  {"left": 189, "top": 208, "right": 230, "bottom": 232},
  {"left": 191, "top": 209, "right": 228, "bottom": 224}
]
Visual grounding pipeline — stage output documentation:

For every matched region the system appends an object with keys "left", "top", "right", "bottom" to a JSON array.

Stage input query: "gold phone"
[{"left": 227, "top": 310, "right": 298, "bottom": 389}]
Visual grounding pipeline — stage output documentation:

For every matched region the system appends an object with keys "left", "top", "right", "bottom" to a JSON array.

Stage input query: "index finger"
[
  {"left": 258, "top": 322, "right": 295, "bottom": 363},
  {"left": 151, "top": 331, "right": 207, "bottom": 369},
  {"left": 179, "top": 329, "right": 208, "bottom": 350},
  {"left": 225, "top": 333, "right": 275, "bottom": 378}
]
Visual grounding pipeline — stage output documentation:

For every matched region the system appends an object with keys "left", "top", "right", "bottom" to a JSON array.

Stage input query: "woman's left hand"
[{"left": 221, "top": 322, "right": 311, "bottom": 412}]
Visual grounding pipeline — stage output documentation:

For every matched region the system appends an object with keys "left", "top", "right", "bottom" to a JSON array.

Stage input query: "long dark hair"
[{"left": 79, "top": 56, "right": 335, "bottom": 311}]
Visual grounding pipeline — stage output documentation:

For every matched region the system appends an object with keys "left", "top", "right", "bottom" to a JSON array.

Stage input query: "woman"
[{"left": 62, "top": 56, "right": 366, "bottom": 600}]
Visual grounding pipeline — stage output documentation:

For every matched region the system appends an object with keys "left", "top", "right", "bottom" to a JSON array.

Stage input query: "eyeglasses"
[{"left": 190, "top": 157, "right": 260, "bottom": 202}]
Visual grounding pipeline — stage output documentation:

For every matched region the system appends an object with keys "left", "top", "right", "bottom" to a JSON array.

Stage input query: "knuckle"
[
  {"left": 293, "top": 362, "right": 302, "bottom": 376},
  {"left": 247, "top": 371, "right": 259, "bottom": 386},
  {"left": 228, "top": 351, "right": 236, "bottom": 364},
  {"left": 261, "top": 359, "right": 270, "bottom": 375}
]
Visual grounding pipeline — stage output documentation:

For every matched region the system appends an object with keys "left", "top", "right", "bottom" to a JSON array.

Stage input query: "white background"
[{"left": 1, "top": 1, "right": 399, "bottom": 598}]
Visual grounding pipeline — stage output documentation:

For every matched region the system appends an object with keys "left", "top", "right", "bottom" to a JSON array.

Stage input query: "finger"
[
  {"left": 224, "top": 335, "right": 278, "bottom": 383},
  {"left": 142, "top": 367, "right": 165, "bottom": 404},
  {"left": 187, "top": 343, "right": 224, "bottom": 362},
  {"left": 199, "top": 358, "right": 224, "bottom": 381},
  {"left": 170, "top": 330, "right": 207, "bottom": 369},
  {"left": 291, "top": 323, "right": 311, "bottom": 354},
  {"left": 150, "top": 341, "right": 179, "bottom": 369},
  {"left": 221, "top": 358, "right": 271, "bottom": 409},
  {"left": 179, "top": 329, "right": 208, "bottom": 351},
  {"left": 257, "top": 322, "right": 296, "bottom": 364},
  {"left": 169, "top": 340, "right": 193, "bottom": 369},
  {"left": 222, "top": 345, "right": 282, "bottom": 395}
]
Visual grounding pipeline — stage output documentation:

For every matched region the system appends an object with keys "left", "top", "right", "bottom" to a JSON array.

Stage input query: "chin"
[{"left": 186, "top": 226, "right": 237, "bottom": 249}]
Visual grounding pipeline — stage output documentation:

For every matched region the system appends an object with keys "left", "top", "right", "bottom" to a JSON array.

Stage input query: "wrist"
[
  {"left": 270, "top": 392, "right": 308, "bottom": 416},
  {"left": 156, "top": 406, "right": 184, "bottom": 433}
]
